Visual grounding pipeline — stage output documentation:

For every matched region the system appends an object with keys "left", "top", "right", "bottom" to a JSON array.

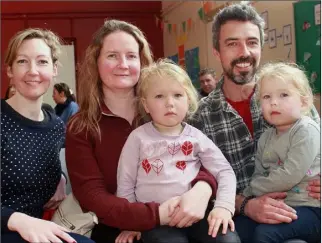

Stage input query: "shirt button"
[
  {"left": 245, "top": 137, "right": 250, "bottom": 141},
  {"left": 251, "top": 157, "right": 255, "bottom": 161}
]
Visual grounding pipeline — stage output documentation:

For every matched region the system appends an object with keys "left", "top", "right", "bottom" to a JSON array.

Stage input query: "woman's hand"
[
  {"left": 159, "top": 196, "right": 181, "bottom": 225},
  {"left": 8, "top": 212, "right": 76, "bottom": 243},
  {"left": 44, "top": 174, "right": 67, "bottom": 210},
  {"left": 115, "top": 230, "right": 141, "bottom": 243},
  {"left": 168, "top": 181, "right": 212, "bottom": 228},
  {"left": 307, "top": 176, "right": 321, "bottom": 200},
  {"left": 208, "top": 207, "right": 234, "bottom": 238}
]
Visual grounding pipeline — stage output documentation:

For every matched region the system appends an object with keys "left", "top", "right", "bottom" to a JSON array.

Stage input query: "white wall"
[
  {"left": 162, "top": 1, "right": 321, "bottom": 115},
  {"left": 162, "top": 1, "right": 297, "bottom": 72}
]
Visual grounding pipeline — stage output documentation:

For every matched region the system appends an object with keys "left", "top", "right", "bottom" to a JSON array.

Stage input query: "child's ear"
[
  {"left": 142, "top": 98, "right": 150, "bottom": 114},
  {"left": 300, "top": 96, "right": 309, "bottom": 112}
]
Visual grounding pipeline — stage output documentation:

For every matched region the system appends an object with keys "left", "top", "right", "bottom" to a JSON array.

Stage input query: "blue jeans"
[
  {"left": 234, "top": 206, "right": 321, "bottom": 243},
  {"left": 1, "top": 232, "right": 95, "bottom": 243},
  {"left": 142, "top": 211, "right": 241, "bottom": 243}
]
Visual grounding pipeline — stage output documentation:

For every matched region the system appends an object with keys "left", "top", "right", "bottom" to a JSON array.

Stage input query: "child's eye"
[
  {"left": 155, "top": 94, "right": 163, "bottom": 99},
  {"left": 262, "top": 95, "right": 270, "bottom": 99},
  {"left": 281, "top": 93, "right": 289, "bottom": 97}
]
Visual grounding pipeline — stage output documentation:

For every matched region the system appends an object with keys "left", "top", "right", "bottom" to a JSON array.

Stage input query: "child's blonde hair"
[
  {"left": 136, "top": 59, "right": 199, "bottom": 123},
  {"left": 256, "top": 62, "right": 314, "bottom": 115}
]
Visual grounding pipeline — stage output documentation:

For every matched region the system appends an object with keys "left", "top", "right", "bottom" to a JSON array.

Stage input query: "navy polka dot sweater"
[{"left": 1, "top": 99, "right": 64, "bottom": 232}]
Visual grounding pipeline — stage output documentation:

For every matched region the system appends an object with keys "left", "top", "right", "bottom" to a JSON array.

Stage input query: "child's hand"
[
  {"left": 115, "top": 230, "right": 141, "bottom": 243},
  {"left": 207, "top": 207, "right": 234, "bottom": 238}
]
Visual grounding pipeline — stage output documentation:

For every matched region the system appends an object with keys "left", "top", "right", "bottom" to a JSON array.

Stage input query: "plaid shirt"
[{"left": 189, "top": 79, "right": 320, "bottom": 193}]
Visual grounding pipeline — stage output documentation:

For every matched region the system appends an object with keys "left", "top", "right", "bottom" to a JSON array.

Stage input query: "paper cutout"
[
  {"left": 198, "top": 8, "right": 204, "bottom": 20},
  {"left": 303, "top": 52, "right": 312, "bottom": 62},
  {"left": 311, "top": 72, "right": 317, "bottom": 82},
  {"left": 283, "top": 25, "right": 292, "bottom": 45},
  {"left": 302, "top": 21, "right": 311, "bottom": 31},
  {"left": 315, "top": 4, "right": 321, "bottom": 25}
]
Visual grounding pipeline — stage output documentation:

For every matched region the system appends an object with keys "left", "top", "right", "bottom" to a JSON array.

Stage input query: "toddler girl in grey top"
[{"left": 242, "top": 62, "right": 320, "bottom": 243}]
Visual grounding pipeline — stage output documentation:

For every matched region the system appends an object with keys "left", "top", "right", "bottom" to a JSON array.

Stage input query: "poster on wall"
[
  {"left": 184, "top": 47, "right": 200, "bottom": 88},
  {"left": 268, "top": 29, "right": 277, "bottom": 48},
  {"left": 283, "top": 24, "right": 292, "bottom": 45},
  {"left": 168, "top": 54, "right": 178, "bottom": 64},
  {"left": 315, "top": 4, "right": 320, "bottom": 25}
]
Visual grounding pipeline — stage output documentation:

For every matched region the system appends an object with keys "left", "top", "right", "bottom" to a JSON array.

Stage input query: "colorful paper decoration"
[
  {"left": 173, "top": 24, "right": 177, "bottom": 34},
  {"left": 182, "top": 21, "right": 186, "bottom": 33},
  {"left": 198, "top": 8, "right": 204, "bottom": 20},
  {"left": 168, "top": 24, "right": 172, "bottom": 34},
  {"left": 203, "top": 1, "right": 212, "bottom": 14},
  {"left": 187, "top": 18, "right": 192, "bottom": 31}
]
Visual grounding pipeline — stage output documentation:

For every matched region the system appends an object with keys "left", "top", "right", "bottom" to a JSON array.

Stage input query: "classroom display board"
[
  {"left": 293, "top": 1, "right": 321, "bottom": 94},
  {"left": 168, "top": 47, "right": 200, "bottom": 89}
]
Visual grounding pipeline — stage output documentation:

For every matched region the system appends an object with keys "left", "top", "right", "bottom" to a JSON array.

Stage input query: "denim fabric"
[
  {"left": 1, "top": 232, "right": 95, "bottom": 243},
  {"left": 234, "top": 206, "right": 320, "bottom": 243}
]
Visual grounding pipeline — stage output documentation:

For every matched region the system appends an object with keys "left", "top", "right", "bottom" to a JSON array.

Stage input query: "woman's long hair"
[{"left": 68, "top": 19, "right": 153, "bottom": 138}]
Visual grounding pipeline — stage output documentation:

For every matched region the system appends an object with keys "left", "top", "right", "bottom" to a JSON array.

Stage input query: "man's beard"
[{"left": 224, "top": 56, "right": 257, "bottom": 85}]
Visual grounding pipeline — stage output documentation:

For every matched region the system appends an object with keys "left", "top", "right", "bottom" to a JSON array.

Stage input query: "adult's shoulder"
[{"left": 70, "top": 101, "right": 79, "bottom": 109}]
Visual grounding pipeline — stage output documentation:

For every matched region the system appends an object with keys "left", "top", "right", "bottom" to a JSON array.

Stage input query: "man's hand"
[
  {"left": 244, "top": 192, "right": 298, "bottom": 224},
  {"left": 168, "top": 181, "right": 212, "bottom": 228},
  {"left": 43, "top": 175, "right": 67, "bottom": 210},
  {"left": 115, "top": 231, "right": 141, "bottom": 243},
  {"left": 307, "top": 176, "right": 321, "bottom": 200}
]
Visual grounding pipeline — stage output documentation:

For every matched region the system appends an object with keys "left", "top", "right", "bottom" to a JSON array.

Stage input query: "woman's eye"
[
  {"left": 39, "top": 60, "right": 49, "bottom": 65},
  {"left": 155, "top": 94, "right": 163, "bottom": 99},
  {"left": 174, "top": 93, "right": 183, "bottom": 98},
  {"left": 107, "top": 54, "right": 117, "bottom": 58},
  {"left": 128, "top": 54, "right": 138, "bottom": 59},
  {"left": 17, "top": 59, "right": 27, "bottom": 64}
]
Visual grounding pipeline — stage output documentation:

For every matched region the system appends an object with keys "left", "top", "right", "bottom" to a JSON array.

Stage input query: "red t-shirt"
[{"left": 226, "top": 91, "right": 255, "bottom": 137}]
